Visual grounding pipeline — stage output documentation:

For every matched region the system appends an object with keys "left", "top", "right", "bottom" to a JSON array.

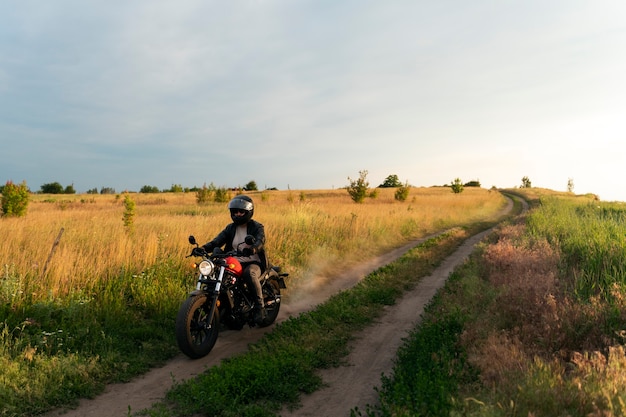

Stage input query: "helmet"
[{"left": 228, "top": 195, "right": 254, "bottom": 225}]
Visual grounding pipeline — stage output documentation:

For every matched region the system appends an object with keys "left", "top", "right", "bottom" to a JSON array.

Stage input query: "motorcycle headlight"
[{"left": 198, "top": 260, "right": 214, "bottom": 276}]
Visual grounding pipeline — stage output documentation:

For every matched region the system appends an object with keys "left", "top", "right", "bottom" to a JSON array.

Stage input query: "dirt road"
[
  {"left": 280, "top": 227, "right": 497, "bottom": 416},
  {"left": 47, "top": 196, "right": 518, "bottom": 417}
]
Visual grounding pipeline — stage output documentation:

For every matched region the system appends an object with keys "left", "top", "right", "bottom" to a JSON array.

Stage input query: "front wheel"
[{"left": 175, "top": 294, "right": 219, "bottom": 359}]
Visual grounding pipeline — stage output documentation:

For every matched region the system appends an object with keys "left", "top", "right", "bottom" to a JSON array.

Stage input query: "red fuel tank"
[{"left": 224, "top": 256, "right": 243, "bottom": 276}]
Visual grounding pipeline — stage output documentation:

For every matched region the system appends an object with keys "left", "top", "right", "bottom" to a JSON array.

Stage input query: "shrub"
[
  {"left": 347, "top": 170, "right": 369, "bottom": 203},
  {"left": 394, "top": 182, "right": 410, "bottom": 201},
  {"left": 450, "top": 178, "right": 464, "bottom": 194},
  {"left": 214, "top": 187, "right": 231, "bottom": 203},
  {"left": 195, "top": 183, "right": 216, "bottom": 204},
  {"left": 1, "top": 180, "right": 29, "bottom": 217},
  {"left": 122, "top": 194, "right": 136, "bottom": 235}
]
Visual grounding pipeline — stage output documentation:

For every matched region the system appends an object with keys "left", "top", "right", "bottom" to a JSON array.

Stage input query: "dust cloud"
[{"left": 279, "top": 238, "right": 426, "bottom": 319}]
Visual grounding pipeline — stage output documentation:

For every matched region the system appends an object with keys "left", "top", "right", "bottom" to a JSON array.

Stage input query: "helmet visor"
[{"left": 228, "top": 198, "right": 253, "bottom": 212}]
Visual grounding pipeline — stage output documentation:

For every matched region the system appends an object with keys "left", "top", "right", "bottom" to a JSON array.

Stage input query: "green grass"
[
  {"left": 358, "top": 313, "right": 470, "bottom": 417},
  {"left": 0, "top": 262, "right": 185, "bottom": 416},
  {"left": 356, "top": 246, "right": 490, "bottom": 417},
  {"left": 526, "top": 197, "right": 626, "bottom": 301}
]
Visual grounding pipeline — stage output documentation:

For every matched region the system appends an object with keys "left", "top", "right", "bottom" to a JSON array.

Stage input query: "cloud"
[{"left": 1, "top": 1, "right": 626, "bottom": 199}]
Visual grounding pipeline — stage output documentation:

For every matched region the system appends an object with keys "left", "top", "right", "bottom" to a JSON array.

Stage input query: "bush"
[
  {"left": 347, "top": 170, "right": 370, "bottom": 203},
  {"left": 214, "top": 187, "right": 231, "bottom": 203},
  {"left": 450, "top": 178, "right": 464, "bottom": 194},
  {"left": 122, "top": 194, "right": 136, "bottom": 235},
  {"left": 196, "top": 183, "right": 214, "bottom": 204},
  {"left": 394, "top": 182, "right": 410, "bottom": 201},
  {"left": 1, "top": 180, "right": 29, "bottom": 217}
]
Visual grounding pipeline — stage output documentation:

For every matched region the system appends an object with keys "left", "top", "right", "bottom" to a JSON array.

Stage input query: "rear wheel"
[
  {"left": 175, "top": 295, "right": 219, "bottom": 359},
  {"left": 259, "top": 281, "right": 281, "bottom": 327}
]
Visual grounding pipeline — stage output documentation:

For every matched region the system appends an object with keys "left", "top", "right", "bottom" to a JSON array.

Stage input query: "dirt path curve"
[{"left": 47, "top": 196, "right": 520, "bottom": 417}]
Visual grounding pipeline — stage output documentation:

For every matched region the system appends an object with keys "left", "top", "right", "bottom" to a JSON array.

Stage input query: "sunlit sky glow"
[{"left": 1, "top": 1, "right": 625, "bottom": 201}]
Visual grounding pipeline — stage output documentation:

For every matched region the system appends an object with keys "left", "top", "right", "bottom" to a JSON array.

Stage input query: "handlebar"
[
  {"left": 187, "top": 234, "right": 254, "bottom": 258},
  {"left": 187, "top": 247, "right": 240, "bottom": 259}
]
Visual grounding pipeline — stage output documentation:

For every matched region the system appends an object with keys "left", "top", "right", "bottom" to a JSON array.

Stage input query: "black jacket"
[{"left": 202, "top": 219, "right": 268, "bottom": 272}]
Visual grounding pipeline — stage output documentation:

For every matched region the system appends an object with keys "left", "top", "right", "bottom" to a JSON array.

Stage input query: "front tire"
[{"left": 175, "top": 294, "right": 219, "bottom": 359}]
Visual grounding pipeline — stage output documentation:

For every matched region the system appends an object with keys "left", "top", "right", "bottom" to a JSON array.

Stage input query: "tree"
[
  {"left": 521, "top": 176, "right": 532, "bottom": 188},
  {"left": 40, "top": 182, "right": 64, "bottom": 194},
  {"left": 64, "top": 184, "right": 76, "bottom": 194},
  {"left": 450, "top": 178, "right": 464, "bottom": 194},
  {"left": 140, "top": 185, "right": 160, "bottom": 193},
  {"left": 379, "top": 174, "right": 402, "bottom": 188},
  {"left": 464, "top": 180, "right": 481, "bottom": 187},
  {"left": 347, "top": 170, "right": 369, "bottom": 203},
  {"left": 1, "top": 180, "right": 29, "bottom": 217},
  {"left": 169, "top": 184, "right": 184, "bottom": 193},
  {"left": 245, "top": 180, "right": 258, "bottom": 191}
]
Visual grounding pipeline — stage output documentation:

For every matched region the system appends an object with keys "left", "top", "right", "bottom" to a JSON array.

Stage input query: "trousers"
[{"left": 242, "top": 263, "right": 263, "bottom": 307}]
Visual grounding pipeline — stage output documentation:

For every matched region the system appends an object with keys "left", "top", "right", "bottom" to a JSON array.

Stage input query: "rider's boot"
[{"left": 253, "top": 299, "right": 266, "bottom": 325}]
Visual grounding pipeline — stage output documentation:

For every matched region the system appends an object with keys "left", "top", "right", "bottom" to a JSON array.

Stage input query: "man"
[{"left": 201, "top": 195, "right": 267, "bottom": 324}]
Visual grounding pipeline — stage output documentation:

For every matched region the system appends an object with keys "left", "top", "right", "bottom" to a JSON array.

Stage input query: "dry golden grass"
[{"left": 1, "top": 187, "right": 506, "bottom": 302}]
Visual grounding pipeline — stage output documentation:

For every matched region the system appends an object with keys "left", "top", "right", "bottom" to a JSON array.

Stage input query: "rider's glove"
[
  {"left": 191, "top": 247, "right": 205, "bottom": 257},
  {"left": 241, "top": 247, "right": 256, "bottom": 257}
]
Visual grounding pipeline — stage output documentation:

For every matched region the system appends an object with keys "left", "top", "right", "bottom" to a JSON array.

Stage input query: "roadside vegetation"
[
  {"left": 364, "top": 190, "right": 626, "bottom": 416},
  {"left": 0, "top": 187, "right": 505, "bottom": 416}
]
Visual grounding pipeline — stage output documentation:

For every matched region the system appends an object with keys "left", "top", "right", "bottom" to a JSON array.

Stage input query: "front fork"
[{"left": 193, "top": 266, "right": 226, "bottom": 326}]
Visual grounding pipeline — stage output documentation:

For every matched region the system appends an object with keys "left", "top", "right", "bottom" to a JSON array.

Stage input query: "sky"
[{"left": 1, "top": 1, "right": 625, "bottom": 201}]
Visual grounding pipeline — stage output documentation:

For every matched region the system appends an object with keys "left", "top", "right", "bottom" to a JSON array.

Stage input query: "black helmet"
[{"left": 228, "top": 195, "right": 254, "bottom": 225}]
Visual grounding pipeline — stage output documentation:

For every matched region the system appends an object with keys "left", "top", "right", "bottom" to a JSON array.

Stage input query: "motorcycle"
[{"left": 175, "top": 235, "right": 288, "bottom": 359}]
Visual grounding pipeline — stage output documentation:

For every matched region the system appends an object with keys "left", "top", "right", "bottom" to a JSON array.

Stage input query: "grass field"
[
  {"left": 0, "top": 186, "right": 506, "bottom": 416},
  {"left": 367, "top": 190, "right": 626, "bottom": 416}
]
